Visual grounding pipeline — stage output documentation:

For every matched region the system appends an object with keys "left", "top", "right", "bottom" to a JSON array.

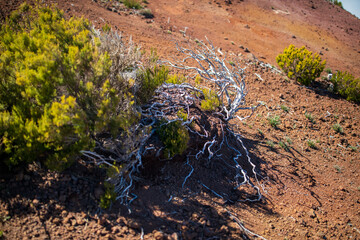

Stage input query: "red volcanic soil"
[{"left": 1, "top": 0, "right": 359, "bottom": 239}]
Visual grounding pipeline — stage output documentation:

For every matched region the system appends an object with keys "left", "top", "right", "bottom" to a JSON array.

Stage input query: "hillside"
[{"left": 0, "top": 0, "right": 359, "bottom": 239}]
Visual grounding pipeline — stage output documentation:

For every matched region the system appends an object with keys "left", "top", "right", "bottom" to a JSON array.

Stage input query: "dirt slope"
[{"left": 1, "top": 0, "right": 359, "bottom": 239}]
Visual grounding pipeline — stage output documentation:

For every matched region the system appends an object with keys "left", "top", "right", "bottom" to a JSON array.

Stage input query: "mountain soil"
[{"left": 1, "top": 0, "right": 359, "bottom": 239}]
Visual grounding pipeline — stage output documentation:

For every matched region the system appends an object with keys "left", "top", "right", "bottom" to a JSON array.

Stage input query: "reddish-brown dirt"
[{"left": 1, "top": 0, "right": 359, "bottom": 239}]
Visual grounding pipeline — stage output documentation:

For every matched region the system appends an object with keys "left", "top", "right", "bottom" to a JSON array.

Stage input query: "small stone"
[
  {"left": 244, "top": 24, "right": 250, "bottom": 29},
  {"left": 308, "top": 209, "right": 316, "bottom": 218},
  {"left": 244, "top": 48, "right": 250, "bottom": 53},
  {"left": 153, "top": 230, "right": 165, "bottom": 240},
  {"left": 169, "top": 232, "right": 179, "bottom": 240},
  {"left": 52, "top": 217, "right": 61, "bottom": 224},
  {"left": 127, "top": 219, "right": 140, "bottom": 230},
  {"left": 292, "top": 35, "right": 296, "bottom": 38},
  {"left": 32, "top": 199, "right": 40, "bottom": 205}
]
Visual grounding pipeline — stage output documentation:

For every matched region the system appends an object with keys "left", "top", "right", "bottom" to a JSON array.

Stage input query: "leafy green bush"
[
  {"left": 137, "top": 66, "right": 168, "bottom": 105},
  {"left": 328, "top": 0, "right": 343, "bottom": 8},
  {"left": 280, "top": 105, "right": 289, "bottom": 113},
  {"left": 330, "top": 71, "right": 360, "bottom": 103},
  {"left": 332, "top": 123, "right": 343, "bottom": 134},
  {"left": 0, "top": 4, "right": 140, "bottom": 170},
  {"left": 99, "top": 182, "right": 117, "bottom": 209},
  {"left": 200, "top": 89, "right": 220, "bottom": 111},
  {"left": 276, "top": 45, "right": 326, "bottom": 86},
  {"left": 267, "top": 115, "right": 281, "bottom": 128},
  {"left": 158, "top": 120, "right": 189, "bottom": 158},
  {"left": 123, "top": 0, "right": 142, "bottom": 9}
]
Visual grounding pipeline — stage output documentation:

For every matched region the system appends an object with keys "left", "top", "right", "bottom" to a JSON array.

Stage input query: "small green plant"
[
  {"left": 307, "top": 140, "right": 317, "bottom": 149},
  {"left": 266, "top": 140, "right": 275, "bottom": 148},
  {"left": 200, "top": 88, "right": 220, "bottom": 111},
  {"left": 137, "top": 66, "right": 168, "bottom": 105},
  {"left": 267, "top": 115, "right": 281, "bottom": 128},
  {"left": 328, "top": 0, "right": 343, "bottom": 8},
  {"left": 305, "top": 112, "right": 315, "bottom": 123},
  {"left": 276, "top": 45, "right": 326, "bottom": 86},
  {"left": 140, "top": 8, "right": 154, "bottom": 18},
  {"left": 229, "top": 61, "right": 235, "bottom": 66},
  {"left": 325, "top": 68, "right": 332, "bottom": 74},
  {"left": 166, "top": 74, "right": 186, "bottom": 84},
  {"left": 279, "top": 141, "right": 290, "bottom": 151},
  {"left": 257, "top": 129, "right": 264, "bottom": 136},
  {"left": 102, "top": 23, "right": 111, "bottom": 33},
  {"left": 348, "top": 145, "right": 358, "bottom": 152},
  {"left": 123, "top": 0, "right": 142, "bottom": 9},
  {"left": 334, "top": 165, "right": 342, "bottom": 173},
  {"left": 281, "top": 105, "right": 289, "bottom": 113},
  {"left": 285, "top": 137, "right": 292, "bottom": 145},
  {"left": 177, "top": 109, "right": 188, "bottom": 122},
  {"left": 0, "top": 230, "right": 3, "bottom": 238},
  {"left": 330, "top": 71, "right": 360, "bottom": 103},
  {"left": 158, "top": 120, "right": 189, "bottom": 158},
  {"left": 332, "top": 123, "right": 343, "bottom": 134},
  {"left": 99, "top": 182, "right": 117, "bottom": 209}
]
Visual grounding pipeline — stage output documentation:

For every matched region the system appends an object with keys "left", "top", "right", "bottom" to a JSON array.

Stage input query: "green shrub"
[
  {"left": 123, "top": 0, "right": 142, "bottom": 9},
  {"left": 166, "top": 74, "right": 186, "bottom": 84},
  {"left": 307, "top": 140, "right": 317, "bottom": 149},
  {"left": 280, "top": 105, "right": 289, "bottom": 112},
  {"left": 276, "top": 45, "right": 326, "bottom": 86},
  {"left": 328, "top": 0, "right": 343, "bottom": 8},
  {"left": 332, "top": 123, "right": 343, "bottom": 134},
  {"left": 158, "top": 120, "right": 189, "bottom": 158},
  {"left": 330, "top": 71, "right": 360, "bottom": 103},
  {"left": 305, "top": 112, "right": 315, "bottom": 123},
  {"left": 200, "top": 88, "right": 220, "bottom": 111},
  {"left": 137, "top": 66, "right": 168, "bottom": 105},
  {"left": 0, "top": 4, "right": 141, "bottom": 170},
  {"left": 139, "top": 9, "right": 154, "bottom": 19},
  {"left": 267, "top": 115, "right": 281, "bottom": 128},
  {"left": 99, "top": 182, "right": 117, "bottom": 209},
  {"left": 278, "top": 141, "right": 290, "bottom": 151},
  {"left": 266, "top": 140, "right": 275, "bottom": 148}
]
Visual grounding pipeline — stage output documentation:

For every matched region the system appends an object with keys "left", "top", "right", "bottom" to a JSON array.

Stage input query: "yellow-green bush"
[
  {"left": 200, "top": 88, "right": 220, "bottom": 111},
  {"left": 158, "top": 120, "right": 189, "bottom": 158},
  {"left": 276, "top": 45, "right": 326, "bottom": 86},
  {"left": 0, "top": 4, "right": 137, "bottom": 170},
  {"left": 331, "top": 71, "right": 360, "bottom": 103},
  {"left": 136, "top": 66, "right": 168, "bottom": 105}
]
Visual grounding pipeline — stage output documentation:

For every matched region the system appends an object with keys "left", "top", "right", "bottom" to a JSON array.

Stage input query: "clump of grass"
[
  {"left": 267, "top": 115, "right": 281, "bottom": 128},
  {"left": 307, "top": 140, "right": 317, "bottom": 149},
  {"left": 334, "top": 165, "right": 342, "bottom": 173},
  {"left": 348, "top": 145, "right": 358, "bottom": 152},
  {"left": 257, "top": 129, "right": 264, "bottom": 136},
  {"left": 266, "top": 140, "right": 275, "bottom": 148},
  {"left": 140, "top": 8, "right": 154, "bottom": 18},
  {"left": 123, "top": 0, "right": 142, "bottom": 9},
  {"left": 285, "top": 137, "right": 292, "bottom": 145},
  {"left": 332, "top": 123, "right": 343, "bottom": 134},
  {"left": 279, "top": 141, "right": 290, "bottom": 151},
  {"left": 305, "top": 112, "right": 315, "bottom": 123},
  {"left": 281, "top": 105, "right": 289, "bottom": 113}
]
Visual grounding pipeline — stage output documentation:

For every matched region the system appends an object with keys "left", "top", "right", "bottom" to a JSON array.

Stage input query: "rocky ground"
[{"left": 1, "top": 0, "right": 359, "bottom": 239}]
